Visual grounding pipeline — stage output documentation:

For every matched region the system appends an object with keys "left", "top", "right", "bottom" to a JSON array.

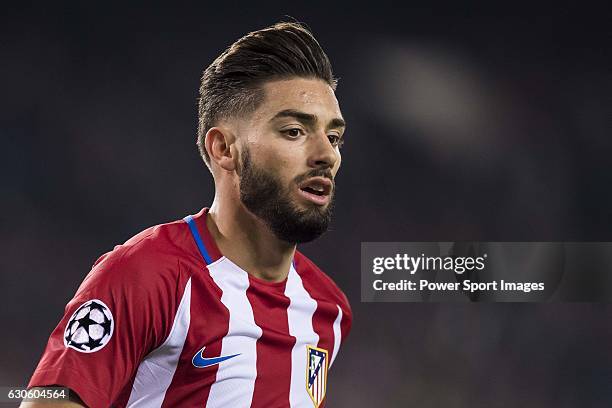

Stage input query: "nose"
[{"left": 307, "top": 130, "right": 339, "bottom": 170}]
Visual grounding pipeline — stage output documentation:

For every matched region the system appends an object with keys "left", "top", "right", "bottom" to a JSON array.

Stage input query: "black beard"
[{"left": 238, "top": 148, "right": 334, "bottom": 244}]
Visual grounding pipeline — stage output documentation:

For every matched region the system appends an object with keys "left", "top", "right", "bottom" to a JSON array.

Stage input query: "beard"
[{"left": 238, "top": 147, "right": 335, "bottom": 244}]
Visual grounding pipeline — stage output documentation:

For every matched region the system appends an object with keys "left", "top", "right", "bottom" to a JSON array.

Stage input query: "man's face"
[{"left": 235, "top": 77, "right": 345, "bottom": 244}]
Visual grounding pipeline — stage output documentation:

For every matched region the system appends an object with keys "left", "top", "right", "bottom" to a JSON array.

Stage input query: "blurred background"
[{"left": 2, "top": 2, "right": 611, "bottom": 407}]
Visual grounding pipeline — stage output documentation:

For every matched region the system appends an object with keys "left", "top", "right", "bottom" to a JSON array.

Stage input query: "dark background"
[{"left": 2, "top": 2, "right": 611, "bottom": 407}]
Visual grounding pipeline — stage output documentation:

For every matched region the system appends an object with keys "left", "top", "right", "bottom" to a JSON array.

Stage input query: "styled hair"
[{"left": 197, "top": 21, "right": 337, "bottom": 167}]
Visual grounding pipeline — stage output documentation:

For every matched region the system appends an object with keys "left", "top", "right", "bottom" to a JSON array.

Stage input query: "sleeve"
[
  {"left": 338, "top": 289, "right": 352, "bottom": 346},
  {"left": 27, "top": 239, "right": 186, "bottom": 408}
]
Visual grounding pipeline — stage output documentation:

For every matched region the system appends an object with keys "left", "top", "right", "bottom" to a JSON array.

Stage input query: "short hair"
[{"left": 197, "top": 21, "right": 338, "bottom": 168}]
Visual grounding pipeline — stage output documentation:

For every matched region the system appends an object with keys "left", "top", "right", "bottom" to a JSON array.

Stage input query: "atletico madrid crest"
[{"left": 306, "top": 345, "right": 328, "bottom": 407}]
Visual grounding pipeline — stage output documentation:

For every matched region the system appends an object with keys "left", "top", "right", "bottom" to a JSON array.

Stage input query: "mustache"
[{"left": 294, "top": 169, "right": 335, "bottom": 186}]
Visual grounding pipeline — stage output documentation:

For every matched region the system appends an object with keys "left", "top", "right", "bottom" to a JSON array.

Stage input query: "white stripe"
[
  {"left": 285, "top": 264, "right": 319, "bottom": 407},
  {"left": 206, "top": 258, "right": 262, "bottom": 407},
  {"left": 329, "top": 305, "right": 343, "bottom": 367},
  {"left": 126, "top": 278, "right": 192, "bottom": 407}
]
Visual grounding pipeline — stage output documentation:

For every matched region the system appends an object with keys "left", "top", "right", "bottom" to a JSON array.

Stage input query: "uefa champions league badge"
[
  {"left": 63, "top": 299, "right": 114, "bottom": 353},
  {"left": 306, "top": 345, "right": 328, "bottom": 407}
]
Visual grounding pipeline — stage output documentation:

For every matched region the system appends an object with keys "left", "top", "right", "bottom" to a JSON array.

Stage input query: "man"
[{"left": 23, "top": 21, "right": 352, "bottom": 408}]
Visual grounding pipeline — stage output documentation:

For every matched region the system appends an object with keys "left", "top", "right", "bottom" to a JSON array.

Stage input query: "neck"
[{"left": 207, "top": 190, "right": 296, "bottom": 283}]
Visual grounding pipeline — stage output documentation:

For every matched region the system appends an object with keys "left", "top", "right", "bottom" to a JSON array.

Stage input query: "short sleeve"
[{"left": 28, "top": 234, "right": 187, "bottom": 408}]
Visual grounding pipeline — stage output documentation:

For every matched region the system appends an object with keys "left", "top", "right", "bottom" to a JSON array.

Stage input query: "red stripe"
[
  {"left": 340, "top": 309, "right": 350, "bottom": 349},
  {"left": 317, "top": 366, "right": 325, "bottom": 401},
  {"left": 316, "top": 366, "right": 319, "bottom": 403},
  {"left": 321, "top": 352, "right": 328, "bottom": 407},
  {"left": 321, "top": 363, "right": 324, "bottom": 402},
  {"left": 160, "top": 267, "right": 229, "bottom": 407},
  {"left": 246, "top": 277, "right": 294, "bottom": 408},
  {"left": 317, "top": 364, "right": 320, "bottom": 403},
  {"left": 114, "top": 276, "right": 191, "bottom": 407}
]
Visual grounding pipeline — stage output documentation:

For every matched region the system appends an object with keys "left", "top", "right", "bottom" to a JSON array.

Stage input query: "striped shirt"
[{"left": 29, "top": 208, "right": 352, "bottom": 407}]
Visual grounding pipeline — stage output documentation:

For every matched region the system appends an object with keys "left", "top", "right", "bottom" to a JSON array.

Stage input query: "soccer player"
[{"left": 23, "top": 22, "right": 352, "bottom": 408}]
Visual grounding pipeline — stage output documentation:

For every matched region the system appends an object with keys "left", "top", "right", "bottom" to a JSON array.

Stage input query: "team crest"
[
  {"left": 64, "top": 299, "right": 114, "bottom": 353},
  {"left": 306, "top": 345, "right": 328, "bottom": 407}
]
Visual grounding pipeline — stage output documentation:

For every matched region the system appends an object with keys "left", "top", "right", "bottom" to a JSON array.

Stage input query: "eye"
[
  {"left": 282, "top": 128, "right": 305, "bottom": 138},
  {"left": 328, "top": 134, "right": 344, "bottom": 148}
]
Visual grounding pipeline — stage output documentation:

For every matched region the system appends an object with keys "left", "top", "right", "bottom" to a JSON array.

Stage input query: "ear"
[{"left": 205, "top": 126, "right": 237, "bottom": 172}]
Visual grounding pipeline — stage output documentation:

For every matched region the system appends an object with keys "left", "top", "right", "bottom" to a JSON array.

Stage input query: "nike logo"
[{"left": 192, "top": 347, "right": 240, "bottom": 368}]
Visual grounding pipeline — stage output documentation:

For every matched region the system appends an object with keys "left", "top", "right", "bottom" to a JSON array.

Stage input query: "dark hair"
[{"left": 197, "top": 21, "right": 337, "bottom": 167}]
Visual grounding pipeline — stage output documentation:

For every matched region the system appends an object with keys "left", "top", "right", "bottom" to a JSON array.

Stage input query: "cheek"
[
  {"left": 277, "top": 156, "right": 299, "bottom": 183},
  {"left": 260, "top": 139, "right": 301, "bottom": 164},
  {"left": 252, "top": 145, "right": 298, "bottom": 182}
]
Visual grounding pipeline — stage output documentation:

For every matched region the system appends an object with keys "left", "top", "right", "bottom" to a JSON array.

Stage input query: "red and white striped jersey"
[{"left": 29, "top": 208, "right": 352, "bottom": 407}]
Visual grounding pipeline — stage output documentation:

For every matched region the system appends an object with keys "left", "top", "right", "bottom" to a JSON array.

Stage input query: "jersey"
[{"left": 28, "top": 208, "right": 352, "bottom": 407}]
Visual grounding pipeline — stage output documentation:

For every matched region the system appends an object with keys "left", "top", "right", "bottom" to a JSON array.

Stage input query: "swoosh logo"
[{"left": 192, "top": 347, "right": 240, "bottom": 368}]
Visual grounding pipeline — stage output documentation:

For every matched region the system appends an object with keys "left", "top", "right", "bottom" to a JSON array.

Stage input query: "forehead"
[{"left": 254, "top": 77, "right": 342, "bottom": 121}]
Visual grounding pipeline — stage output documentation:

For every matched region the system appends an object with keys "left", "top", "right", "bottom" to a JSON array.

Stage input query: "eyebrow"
[{"left": 270, "top": 109, "right": 346, "bottom": 130}]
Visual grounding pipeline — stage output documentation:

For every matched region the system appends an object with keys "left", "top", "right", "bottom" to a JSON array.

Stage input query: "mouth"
[{"left": 297, "top": 177, "right": 333, "bottom": 206}]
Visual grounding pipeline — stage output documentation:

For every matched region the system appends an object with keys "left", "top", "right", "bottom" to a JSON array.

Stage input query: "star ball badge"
[
  {"left": 64, "top": 299, "right": 114, "bottom": 353},
  {"left": 306, "top": 345, "right": 328, "bottom": 407}
]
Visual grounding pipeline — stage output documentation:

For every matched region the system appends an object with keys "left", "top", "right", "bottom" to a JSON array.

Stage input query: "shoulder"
[
  {"left": 293, "top": 250, "right": 352, "bottom": 314},
  {"left": 76, "top": 218, "right": 197, "bottom": 298}
]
